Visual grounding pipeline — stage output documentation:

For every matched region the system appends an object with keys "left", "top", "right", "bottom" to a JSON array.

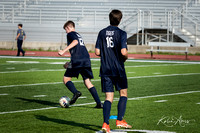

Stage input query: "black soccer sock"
[
  {"left": 103, "top": 100, "right": 112, "bottom": 125},
  {"left": 117, "top": 96, "right": 127, "bottom": 121},
  {"left": 65, "top": 81, "right": 78, "bottom": 94},
  {"left": 89, "top": 87, "right": 101, "bottom": 104}
]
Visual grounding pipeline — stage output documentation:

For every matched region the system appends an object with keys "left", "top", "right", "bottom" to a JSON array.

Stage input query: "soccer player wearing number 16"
[
  {"left": 95, "top": 10, "right": 132, "bottom": 133},
  {"left": 58, "top": 21, "right": 102, "bottom": 108}
]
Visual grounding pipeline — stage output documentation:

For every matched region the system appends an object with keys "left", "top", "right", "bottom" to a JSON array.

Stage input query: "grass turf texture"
[{"left": 0, "top": 56, "right": 200, "bottom": 133}]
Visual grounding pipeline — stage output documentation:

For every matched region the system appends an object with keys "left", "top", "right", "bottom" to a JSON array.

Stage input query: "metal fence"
[{"left": 0, "top": 0, "right": 199, "bottom": 46}]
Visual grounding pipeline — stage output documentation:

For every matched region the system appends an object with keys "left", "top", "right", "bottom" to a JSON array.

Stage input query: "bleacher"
[{"left": 0, "top": 0, "right": 199, "bottom": 46}]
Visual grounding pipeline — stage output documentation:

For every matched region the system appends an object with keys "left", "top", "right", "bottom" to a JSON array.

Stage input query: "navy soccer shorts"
[
  {"left": 64, "top": 67, "right": 94, "bottom": 80},
  {"left": 101, "top": 76, "right": 128, "bottom": 92}
]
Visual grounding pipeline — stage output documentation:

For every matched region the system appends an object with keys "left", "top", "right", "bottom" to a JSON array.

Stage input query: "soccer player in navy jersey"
[
  {"left": 58, "top": 20, "right": 102, "bottom": 108},
  {"left": 95, "top": 10, "right": 132, "bottom": 133},
  {"left": 16, "top": 24, "right": 26, "bottom": 56}
]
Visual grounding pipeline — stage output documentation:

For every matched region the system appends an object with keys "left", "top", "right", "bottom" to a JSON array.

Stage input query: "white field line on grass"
[
  {"left": 0, "top": 64, "right": 194, "bottom": 74},
  {"left": 6, "top": 67, "right": 15, "bottom": 69},
  {"left": 0, "top": 69, "right": 64, "bottom": 73},
  {"left": 154, "top": 100, "right": 168, "bottom": 103},
  {"left": 0, "top": 93, "right": 8, "bottom": 96},
  {"left": 128, "top": 73, "right": 200, "bottom": 79},
  {"left": 33, "top": 95, "right": 47, "bottom": 98},
  {"left": 128, "top": 91, "right": 200, "bottom": 100},
  {"left": 0, "top": 79, "right": 100, "bottom": 88},
  {"left": 0, "top": 82, "right": 62, "bottom": 88},
  {"left": 96, "top": 129, "right": 176, "bottom": 133},
  {"left": 6, "top": 61, "right": 40, "bottom": 64},
  {"left": 127, "top": 59, "right": 200, "bottom": 64},
  {"left": 153, "top": 73, "right": 162, "bottom": 75},
  {"left": 1, "top": 55, "right": 200, "bottom": 64},
  {"left": 0, "top": 55, "right": 71, "bottom": 60},
  {"left": 79, "top": 96, "right": 87, "bottom": 99},
  {"left": 125, "top": 64, "right": 190, "bottom": 68},
  {"left": 1, "top": 73, "right": 200, "bottom": 88},
  {"left": 0, "top": 90, "right": 199, "bottom": 115},
  {"left": 0, "top": 107, "right": 57, "bottom": 115}
]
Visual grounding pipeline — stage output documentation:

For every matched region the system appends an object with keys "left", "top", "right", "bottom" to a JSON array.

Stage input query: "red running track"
[{"left": 0, "top": 50, "right": 200, "bottom": 61}]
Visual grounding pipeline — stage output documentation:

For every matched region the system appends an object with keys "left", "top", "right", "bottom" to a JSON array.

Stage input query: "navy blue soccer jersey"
[
  {"left": 67, "top": 31, "right": 91, "bottom": 68},
  {"left": 17, "top": 29, "right": 26, "bottom": 40},
  {"left": 95, "top": 26, "right": 127, "bottom": 77}
]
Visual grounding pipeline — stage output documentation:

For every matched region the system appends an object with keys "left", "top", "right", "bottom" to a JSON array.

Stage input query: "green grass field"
[{"left": 0, "top": 56, "right": 200, "bottom": 133}]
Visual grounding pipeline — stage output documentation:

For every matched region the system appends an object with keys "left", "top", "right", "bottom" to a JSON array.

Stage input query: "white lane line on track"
[
  {"left": 26, "top": 52, "right": 35, "bottom": 55},
  {"left": 0, "top": 73, "right": 200, "bottom": 88},
  {"left": 0, "top": 90, "right": 199, "bottom": 115}
]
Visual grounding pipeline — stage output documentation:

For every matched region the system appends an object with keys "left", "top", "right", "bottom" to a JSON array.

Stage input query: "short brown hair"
[
  {"left": 109, "top": 9, "right": 122, "bottom": 26},
  {"left": 18, "top": 24, "right": 23, "bottom": 28},
  {"left": 63, "top": 20, "right": 75, "bottom": 29}
]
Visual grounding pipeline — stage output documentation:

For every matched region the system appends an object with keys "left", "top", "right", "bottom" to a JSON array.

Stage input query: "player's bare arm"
[
  {"left": 121, "top": 48, "right": 128, "bottom": 61},
  {"left": 95, "top": 48, "right": 100, "bottom": 56},
  {"left": 15, "top": 33, "right": 20, "bottom": 40},
  {"left": 58, "top": 40, "right": 78, "bottom": 56},
  {"left": 23, "top": 35, "right": 26, "bottom": 41}
]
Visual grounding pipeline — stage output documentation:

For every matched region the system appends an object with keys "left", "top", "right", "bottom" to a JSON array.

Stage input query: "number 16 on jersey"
[{"left": 106, "top": 37, "right": 114, "bottom": 48}]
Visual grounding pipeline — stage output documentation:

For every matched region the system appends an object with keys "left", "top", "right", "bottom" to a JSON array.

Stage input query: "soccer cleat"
[
  {"left": 116, "top": 120, "right": 132, "bottom": 129},
  {"left": 102, "top": 122, "right": 110, "bottom": 133},
  {"left": 70, "top": 91, "right": 82, "bottom": 105},
  {"left": 94, "top": 103, "right": 103, "bottom": 109}
]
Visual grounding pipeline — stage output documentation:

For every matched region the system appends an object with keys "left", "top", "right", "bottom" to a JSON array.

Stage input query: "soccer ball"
[{"left": 59, "top": 96, "right": 71, "bottom": 108}]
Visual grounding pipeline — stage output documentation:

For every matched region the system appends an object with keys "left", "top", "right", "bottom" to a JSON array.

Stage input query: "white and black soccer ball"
[{"left": 59, "top": 96, "right": 71, "bottom": 108}]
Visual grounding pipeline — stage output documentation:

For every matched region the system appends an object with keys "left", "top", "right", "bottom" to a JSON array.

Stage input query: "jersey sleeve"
[
  {"left": 17, "top": 29, "right": 20, "bottom": 35},
  {"left": 121, "top": 31, "right": 127, "bottom": 49},
  {"left": 67, "top": 32, "right": 78, "bottom": 43},
  {"left": 95, "top": 31, "right": 102, "bottom": 49},
  {"left": 23, "top": 30, "right": 26, "bottom": 36}
]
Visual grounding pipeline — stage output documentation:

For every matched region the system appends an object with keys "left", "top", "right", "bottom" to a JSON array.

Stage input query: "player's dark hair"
[
  {"left": 109, "top": 9, "right": 122, "bottom": 26},
  {"left": 63, "top": 20, "right": 75, "bottom": 29},
  {"left": 18, "top": 24, "right": 23, "bottom": 28}
]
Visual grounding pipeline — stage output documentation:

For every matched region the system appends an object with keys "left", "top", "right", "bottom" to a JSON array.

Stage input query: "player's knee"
[
  {"left": 105, "top": 92, "right": 114, "bottom": 103},
  {"left": 106, "top": 97, "right": 114, "bottom": 103},
  {"left": 120, "top": 89, "right": 128, "bottom": 97},
  {"left": 84, "top": 79, "right": 93, "bottom": 89},
  {"left": 63, "top": 77, "right": 71, "bottom": 84}
]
